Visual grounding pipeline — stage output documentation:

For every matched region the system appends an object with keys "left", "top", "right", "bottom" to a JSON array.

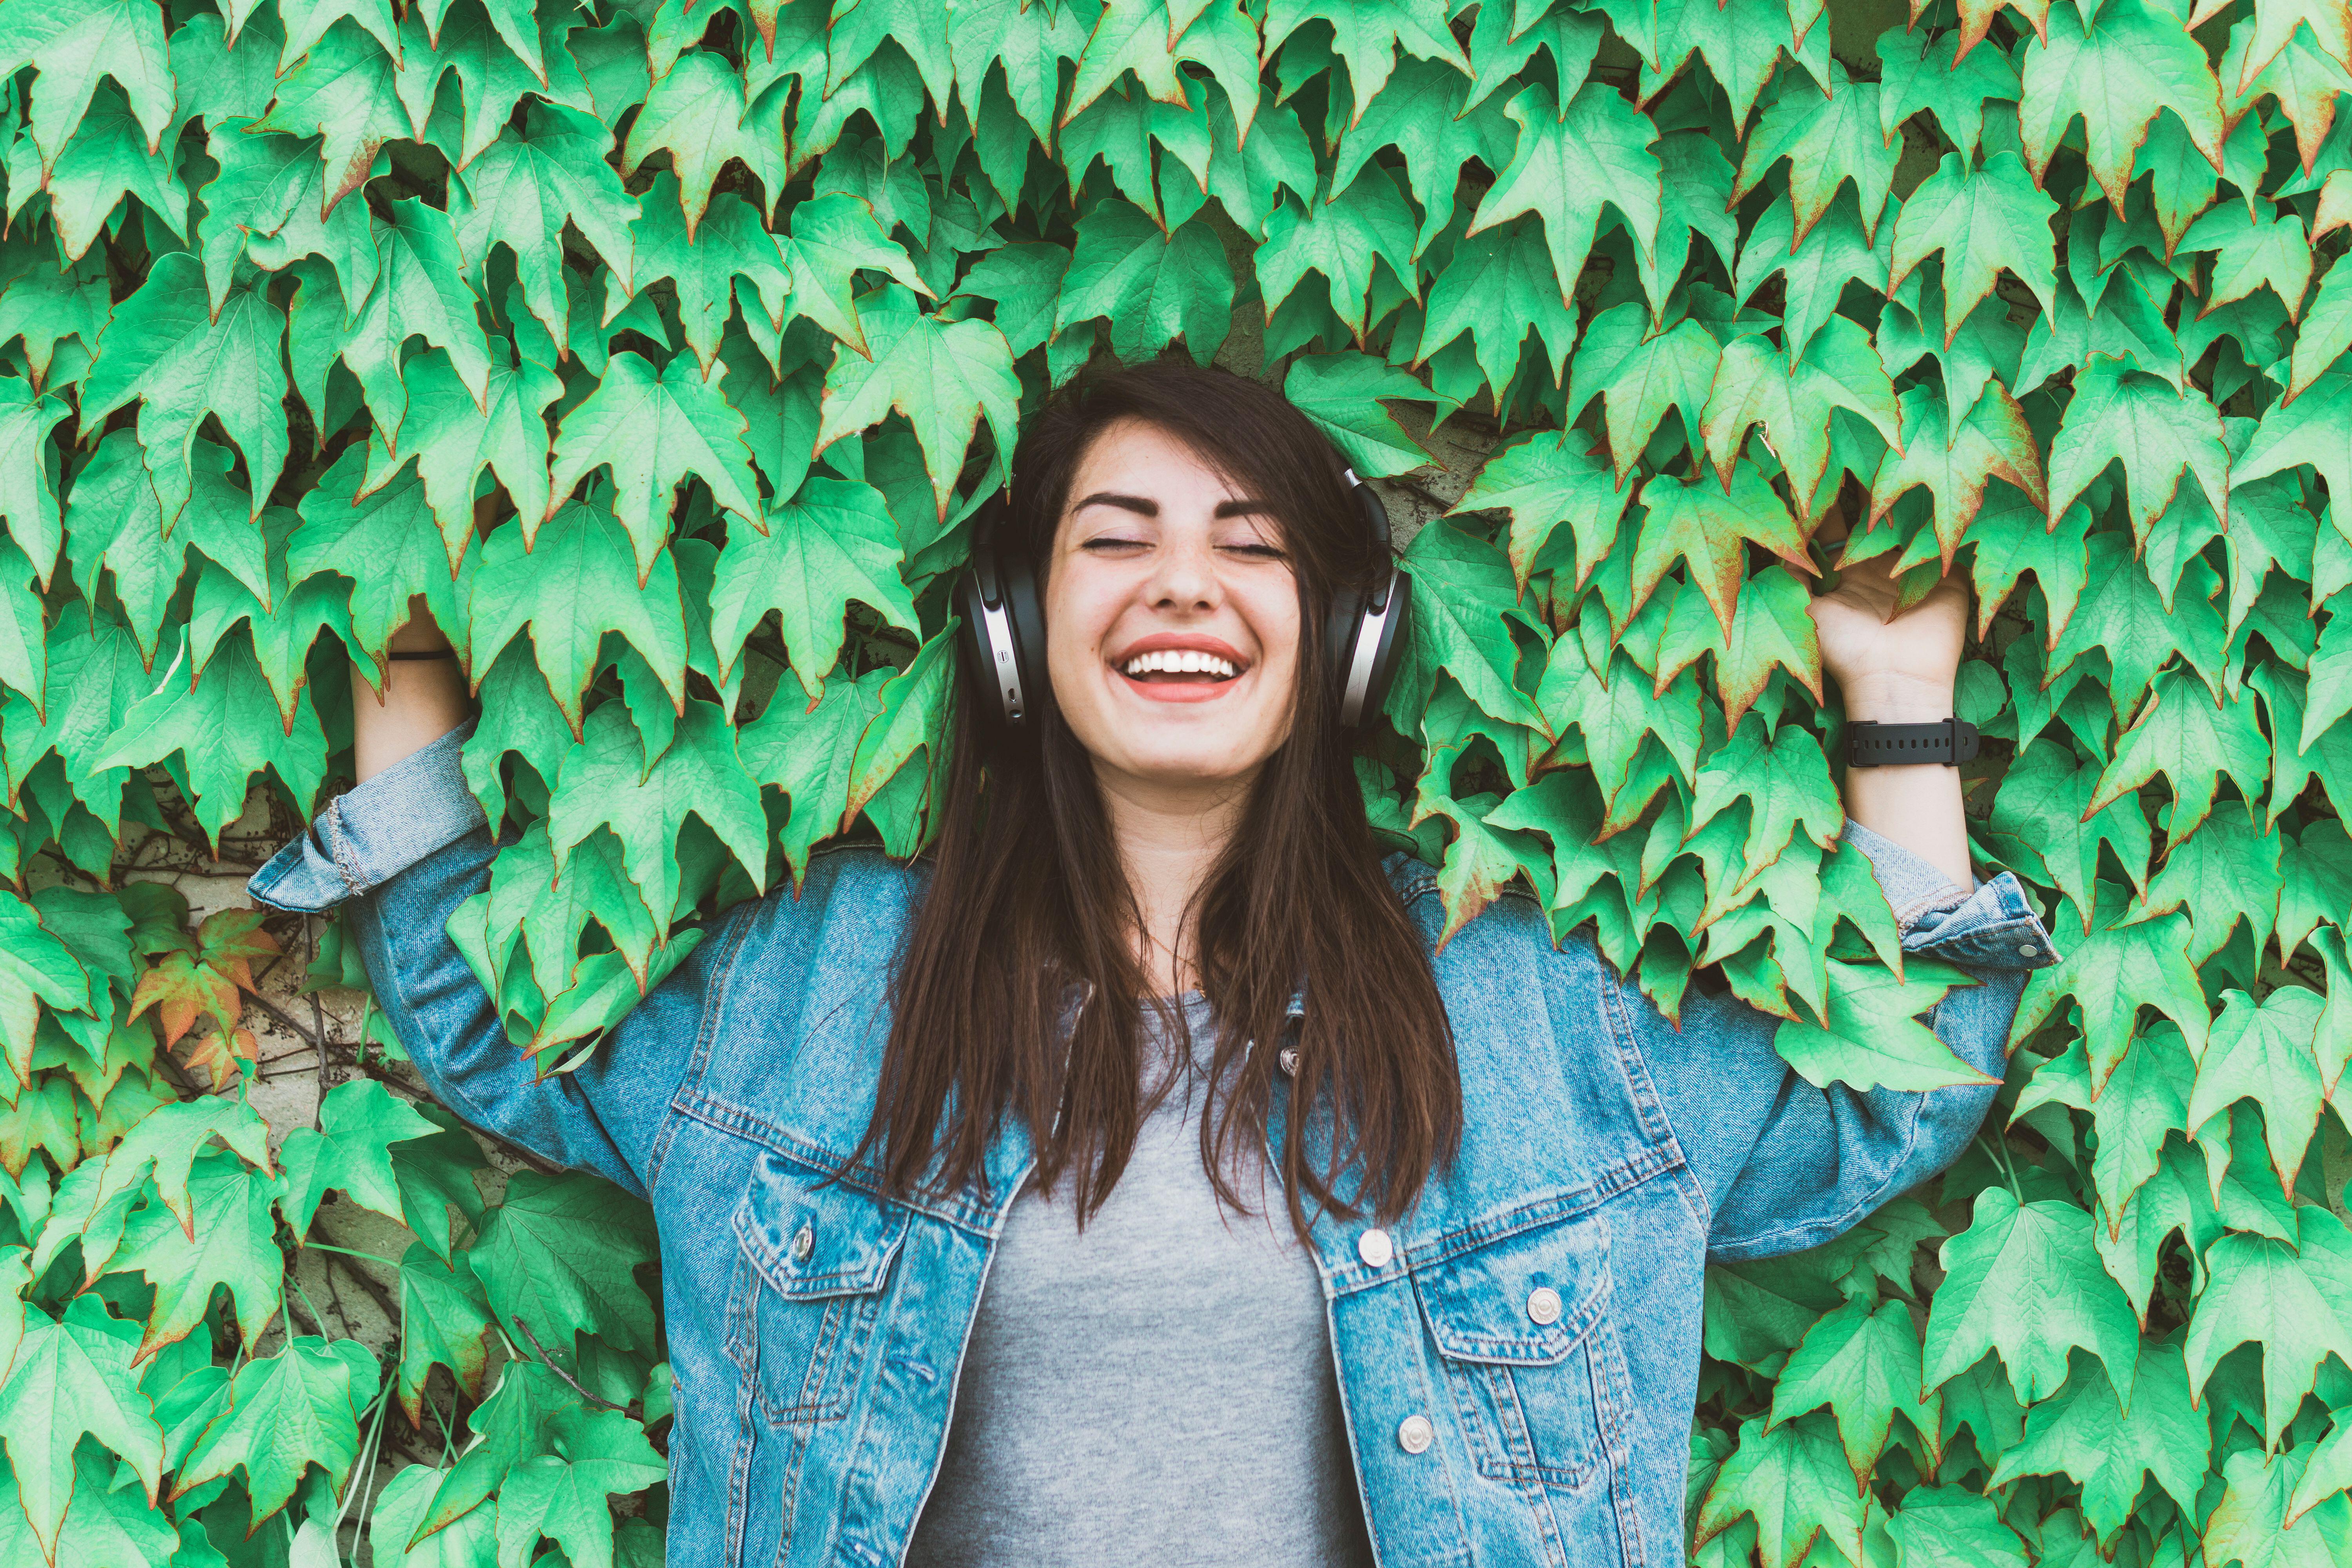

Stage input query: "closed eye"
[{"left": 1222, "top": 543, "right": 1288, "bottom": 560}]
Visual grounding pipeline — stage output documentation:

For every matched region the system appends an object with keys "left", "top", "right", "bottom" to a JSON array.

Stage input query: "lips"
[{"left": 1107, "top": 633, "right": 1251, "bottom": 702}]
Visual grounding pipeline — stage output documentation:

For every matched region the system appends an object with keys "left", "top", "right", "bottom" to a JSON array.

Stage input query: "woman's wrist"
[{"left": 1836, "top": 671, "right": 1959, "bottom": 726}]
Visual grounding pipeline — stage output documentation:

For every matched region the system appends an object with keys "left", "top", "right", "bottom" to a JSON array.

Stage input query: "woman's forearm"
[
  {"left": 354, "top": 593, "right": 473, "bottom": 783},
  {"left": 1836, "top": 669, "right": 1976, "bottom": 895}
]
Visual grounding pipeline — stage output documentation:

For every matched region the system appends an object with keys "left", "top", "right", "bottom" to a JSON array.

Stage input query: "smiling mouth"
[{"left": 1119, "top": 648, "right": 1241, "bottom": 683}]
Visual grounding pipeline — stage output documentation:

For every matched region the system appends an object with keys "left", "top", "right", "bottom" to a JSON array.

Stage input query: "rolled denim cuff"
[
  {"left": 247, "top": 722, "right": 486, "bottom": 913},
  {"left": 1838, "top": 818, "right": 2060, "bottom": 971}
]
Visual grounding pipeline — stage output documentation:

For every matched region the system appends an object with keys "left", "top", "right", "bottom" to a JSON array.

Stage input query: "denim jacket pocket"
[
  {"left": 726, "top": 1150, "right": 910, "bottom": 1429},
  {"left": 1411, "top": 1207, "right": 1630, "bottom": 1495}
]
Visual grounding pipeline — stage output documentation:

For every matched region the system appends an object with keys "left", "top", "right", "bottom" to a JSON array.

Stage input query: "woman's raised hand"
[{"left": 1802, "top": 512, "right": 1971, "bottom": 725}]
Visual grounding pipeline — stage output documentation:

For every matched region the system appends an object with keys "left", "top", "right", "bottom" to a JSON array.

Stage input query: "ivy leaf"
[
  {"left": 2184, "top": 1210, "right": 2352, "bottom": 1450},
  {"left": 1773, "top": 957, "right": 1991, "bottom": 1093},
  {"left": 0, "top": 1297, "right": 167, "bottom": 1559},
  {"left": 1450, "top": 430, "right": 1630, "bottom": 595},
  {"left": 2013, "top": 880, "right": 2210, "bottom": 1088},
  {"left": 1733, "top": 62, "right": 1899, "bottom": 244},
  {"left": 360, "top": 342, "right": 564, "bottom": 566},
  {"left": 1876, "top": 23, "right": 2021, "bottom": 160},
  {"left": 1733, "top": 192, "right": 1895, "bottom": 363},
  {"left": 194, "top": 124, "right": 384, "bottom": 318},
  {"left": 1866, "top": 383, "right": 2049, "bottom": 571},
  {"left": 1054, "top": 202, "right": 1234, "bottom": 363},
  {"left": 492, "top": 1412, "right": 667, "bottom": 1568},
  {"left": 1257, "top": 165, "right": 1421, "bottom": 338},
  {"left": 1702, "top": 316, "right": 1903, "bottom": 519},
  {"left": 2018, "top": 0, "right": 2226, "bottom": 213},
  {"left": 470, "top": 1170, "right": 659, "bottom": 1359},
  {"left": 2014, "top": 1026, "right": 2195, "bottom": 1235},
  {"left": 1632, "top": 461, "right": 1816, "bottom": 638},
  {"left": 739, "top": 666, "right": 891, "bottom": 886},
  {"left": 468, "top": 500, "right": 690, "bottom": 733},
  {"left": 80, "top": 252, "right": 289, "bottom": 526},
  {"left": 1464, "top": 82, "right": 1662, "bottom": 303},
  {"left": 2237, "top": 359, "right": 2352, "bottom": 497},
  {"left": 247, "top": 20, "right": 432, "bottom": 212},
  {"left": 1568, "top": 301, "right": 1721, "bottom": 485},
  {"left": 396, "top": 1245, "right": 495, "bottom": 1426},
  {"left": 2182, "top": 201, "right": 2315, "bottom": 320},
  {"left": 619, "top": 51, "right": 784, "bottom": 233},
  {"left": 1987, "top": 739, "right": 2152, "bottom": 935},
  {"left": 708, "top": 477, "right": 916, "bottom": 695},
  {"left": 2086, "top": 668, "right": 2272, "bottom": 849},
  {"left": 2186, "top": 986, "right": 2327, "bottom": 1196},
  {"left": 93, "top": 629, "right": 330, "bottom": 849},
  {"left": 0, "top": 0, "right": 174, "bottom": 174},
  {"left": 110, "top": 1148, "right": 285, "bottom": 1360},
  {"left": 1414, "top": 214, "right": 1580, "bottom": 404},
  {"left": 1767, "top": 1296, "right": 1941, "bottom": 1486},
  {"left": 2046, "top": 361, "right": 2230, "bottom": 539},
  {"left": 0, "top": 1439, "right": 176, "bottom": 1568},
  {"left": 1262, "top": 0, "right": 1465, "bottom": 114},
  {"left": 290, "top": 447, "right": 476, "bottom": 667},
  {"left": 1887, "top": 151, "right": 2060, "bottom": 343},
  {"left": 546, "top": 700, "right": 768, "bottom": 916},
  {"left": 1282, "top": 350, "right": 1445, "bottom": 479},
  {"left": 1922, "top": 1185, "right": 2141, "bottom": 1408},
  {"left": 1395, "top": 518, "right": 1544, "bottom": 732},
  {"left": 546, "top": 352, "right": 763, "bottom": 580},
  {"left": 174, "top": 1337, "right": 375, "bottom": 1523},
  {"left": 0, "top": 377, "right": 70, "bottom": 586},
  {"left": 452, "top": 104, "right": 639, "bottom": 361},
  {"left": 1694, "top": 1410, "right": 1868, "bottom": 1568},
  {"left": 277, "top": 1079, "right": 443, "bottom": 1235},
  {"left": 815, "top": 288, "right": 1021, "bottom": 520},
  {"left": 1986, "top": 1343, "right": 2209, "bottom": 1540}
]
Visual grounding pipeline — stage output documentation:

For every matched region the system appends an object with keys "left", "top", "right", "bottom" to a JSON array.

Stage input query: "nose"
[{"left": 1142, "top": 528, "right": 1220, "bottom": 613}]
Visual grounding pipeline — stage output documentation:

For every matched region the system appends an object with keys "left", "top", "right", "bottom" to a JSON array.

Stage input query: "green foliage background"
[{"left": 0, "top": 0, "right": 2349, "bottom": 1562}]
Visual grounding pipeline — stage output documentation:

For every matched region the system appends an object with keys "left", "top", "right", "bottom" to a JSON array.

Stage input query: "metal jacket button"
[
  {"left": 2018, "top": 943, "right": 2039, "bottom": 956},
  {"left": 790, "top": 1223, "right": 814, "bottom": 1263},
  {"left": 1357, "top": 1229, "right": 1394, "bottom": 1269},
  {"left": 1397, "top": 1415, "right": 1434, "bottom": 1454},
  {"left": 1527, "top": 1287, "right": 1563, "bottom": 1325}
]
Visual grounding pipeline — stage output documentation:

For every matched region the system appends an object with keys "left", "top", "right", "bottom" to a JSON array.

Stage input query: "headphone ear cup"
[
  {"left": 1358, "top": 568, "right": 1412, "bottom": 727},
  {"left": 1325, "top": 583, "right": 1367, "bottom": 701},
  {"left": 998, "top": 551, "right": 1050, "bottom": 726}
]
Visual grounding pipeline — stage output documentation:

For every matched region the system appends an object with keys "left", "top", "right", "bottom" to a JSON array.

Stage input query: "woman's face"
[{"left": 1041, "top": 417, "right": 1302, "bottom": 800}]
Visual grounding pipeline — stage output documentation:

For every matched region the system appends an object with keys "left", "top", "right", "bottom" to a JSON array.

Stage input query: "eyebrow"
[{"left": 1071, "top": 491, "right": 1273, "bottom": 518}]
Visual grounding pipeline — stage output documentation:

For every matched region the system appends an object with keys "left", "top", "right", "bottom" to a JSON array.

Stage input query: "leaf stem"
[
  {"left": 304, "top": 1241, "right": 407, "bottom": 1270},
  {"left": 1975, "top": 1131, "right": 2022, "bottom": 1203}
]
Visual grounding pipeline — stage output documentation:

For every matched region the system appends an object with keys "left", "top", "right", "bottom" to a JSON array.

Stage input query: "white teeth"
[{"left": 1121, "top": 649, "right": 1238, "bottom": 678}]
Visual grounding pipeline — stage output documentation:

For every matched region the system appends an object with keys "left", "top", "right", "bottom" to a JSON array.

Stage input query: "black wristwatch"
[{"left": 1845, "top": 717, "right": 1979, "bottom": 768}]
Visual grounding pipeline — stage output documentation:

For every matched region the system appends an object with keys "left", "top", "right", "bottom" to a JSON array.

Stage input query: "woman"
[{"left": 251, "top": 359, "right": 2057, "bottom": 1568}]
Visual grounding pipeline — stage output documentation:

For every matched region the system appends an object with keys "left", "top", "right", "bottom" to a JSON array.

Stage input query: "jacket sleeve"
[
  {"left": 1622, "top": 819, "right": 2060, "bottom": 1262},
  {"left": 245, "top": 723, "right": 736, "bottom": 1201}
]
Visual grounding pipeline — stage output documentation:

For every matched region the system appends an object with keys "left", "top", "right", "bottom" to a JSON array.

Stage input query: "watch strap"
[{"left": 1846, "top": 717, "right": 1979, "bottom": 768}]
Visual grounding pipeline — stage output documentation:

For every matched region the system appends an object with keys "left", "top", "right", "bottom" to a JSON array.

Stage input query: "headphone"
[{"left": 953, "top": 459, "right": 1414, "bottom": 738}]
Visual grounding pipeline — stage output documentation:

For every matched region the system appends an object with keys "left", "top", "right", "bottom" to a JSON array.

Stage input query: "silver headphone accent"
[
  {"left": 979, "top": 594, "right": 1025, "bottom": 720},
  {"left": 1339, "top": 566, "right": 1402, "bottom": 728}
]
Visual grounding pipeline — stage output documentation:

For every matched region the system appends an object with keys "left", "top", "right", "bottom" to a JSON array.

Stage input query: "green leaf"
[
  {"left": 396, "top": 1245, "right": 495, "bottom": 1425},
  {"left": 2018, "top": 0, "right": 2226, "bottom": 211},
  {"left": 1694, "top": 1410, "right": 1868, "bottom": 1568},
  {"left": 1281, "top": 350, "right": 1444, "bottom": 478},
  {"left": 468, "top": 500, "right": 690, "bottom": 733},
  {"left": 1875, "top": 23, "right": 2020, "bottom": 159},
  {"left": 1568, "top": 301, "right": 1720, "bottom": 485},
  {"left": 708, "top": 477, "right": 916, "bottom": 695},
  {"left": 109, "top": 1147, "right": 286, "bottom": 1360},
  {"left": 1464, "top": 82, "right": 1662, "bottom": 305},
  {"left": 361, "top": 341, "right": 564, "bottom": 564},
  {"left": 1922, "top": 1185, "right": 2142, "bottom": 1408},
  {"left": 1887, "top": 151, "right": 2060, "bottom": 343},
  {"left": 815, "top": 289, "right": 1020, "bottom": 520},
  {"left": 619, "top": 50, "right": 785, "bottom": 231},
  {"left": 1767, "top": 1296, "right": 1940, "bottom": 1486},
  {"left": 491, "top": 1410, "right": 666, "bottom": 1568},
  {"left": 2185, "top": 1209, "right": 2352, "bottom": 1450},
  {"left": 174, "top": 1337, "right": 376, "bottom": 1523},
  {"left": 1450, "top": 429, "right": 1629, "bottom": 594},
  {"left": 1986, "top": 1343, "right": 2210, "bottom": 1541},
  {"left": 0, "top": 0, "right": 174, "bottom": 173},
  {"left": 1632, "top": 461, "right": 1815, "bottom": 638},
  {"left": 1866, "top": 382, "right": 2049, "bottom": 572},
  {"left": 80, "top": 252, "right": 289, "bottom": 526},
  {"left": 1734, "top": 62, "right": 1899, "bottom": 245},
  {"left": 739, "top": 666, "right": 892, "bottom": 886},
  {"left": 546, "top": 351, "right": 763, "bottom": 579},
  {"left": 277, "top": 1079, "right": 442, "bottom": 1235},
  {"left": 0, "top": 376, "right": 71, "bottom": 588},
  {"left": 469, "top": 1170, "right": 659, "bottom": 1359},
  {"left": 453, "top": 105, "right": 639, "bottom": 361},
  {"left": 1701, "top": 315, "right": 1902, "bottom": 520},
  {"left": 1773, "top": 956, "right": 1991, "bottom": 1093},
  {"left": 1885, "top": 1485, "right": 2029, "bottom": 1568},
  {"left": 1054, "top": 203, "right": 1234, "bottom": 363},
  {"left": 2045, "top": 361, "right": 2230, "bottom": 540},
  {"left": 247, "top": 20, "right": 432, "bottom": 212},
  {"left": 2013, "top": 880, "right": 2211, "bottom": 1089},
  {"left": 0, "top": 1297, "right": 166, "bottom": 1558},
  {"left": 1257, "top": 165, "right": 1421, "bottom": 337},
  {"left": 2187, "top": 986, "right": 2327, "bottom": 1196},
  {"left": 545, "top": 699, "right": 768, "bottom": 916}
]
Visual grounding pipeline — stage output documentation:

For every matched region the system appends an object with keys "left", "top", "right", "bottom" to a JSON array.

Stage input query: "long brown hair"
[{"left": 848, "top": 357, "right": 1461, "bottom": 1240}]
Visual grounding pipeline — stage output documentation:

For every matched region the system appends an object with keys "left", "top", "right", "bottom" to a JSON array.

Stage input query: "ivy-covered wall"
[{"left": 0, "top": 0, "right": 2348, "bottom": 1563}]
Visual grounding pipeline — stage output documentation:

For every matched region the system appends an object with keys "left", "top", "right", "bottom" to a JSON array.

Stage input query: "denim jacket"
[{"left": 249, "top": 725, "right": 2059, "bottom": 1568}]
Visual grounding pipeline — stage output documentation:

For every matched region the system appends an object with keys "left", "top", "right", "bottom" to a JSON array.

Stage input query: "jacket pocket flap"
[
  {"left": 733, "top": 1149, "right": 910, "bottom": 1298},
  {"left": 1411, "top": 1209, "right": 1610, "bottom": 1366}
]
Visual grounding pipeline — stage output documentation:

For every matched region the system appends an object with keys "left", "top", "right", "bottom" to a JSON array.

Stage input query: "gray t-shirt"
[{"left": 904, "top": 992, "right": 1376, "bottom": 1568}]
